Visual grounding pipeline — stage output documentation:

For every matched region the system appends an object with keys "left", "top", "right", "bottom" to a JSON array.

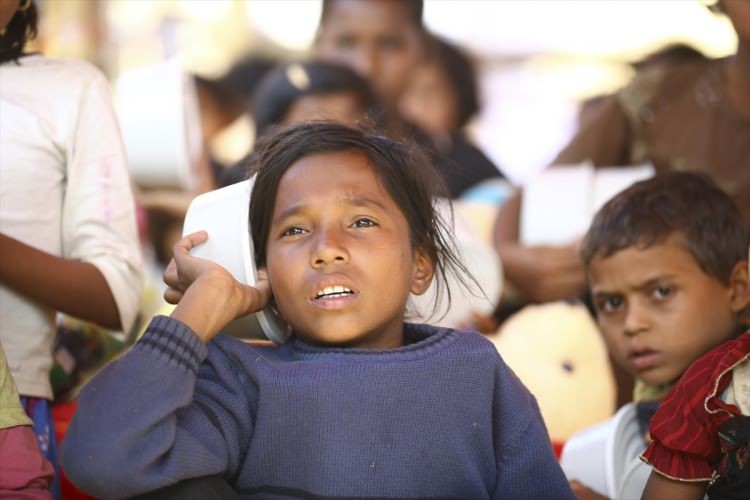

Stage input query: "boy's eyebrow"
[
  {"left": 272, "top": 196, "right": 387, "bottom": 224},
  {"left": 592, "top": 275, "right": 677, "bottom": 296}
]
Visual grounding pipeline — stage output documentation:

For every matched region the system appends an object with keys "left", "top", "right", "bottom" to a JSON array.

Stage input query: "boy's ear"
[
  {"left": 728, "top": 260, "right": 750, "bottom": 312},
  {"left": 410, "top": 247, "right": 435, "bottom": 296}
]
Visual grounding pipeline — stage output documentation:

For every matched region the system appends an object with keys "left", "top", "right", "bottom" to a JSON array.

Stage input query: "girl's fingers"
[
  {"left": 163, "top": 287, "right": 183, "bottom": 305},
  {"left": 163, "top": 259, "right": 178, "bottom": 288},
  {"left": 172, "top": 231, "right": 209, "bottom": 259}
]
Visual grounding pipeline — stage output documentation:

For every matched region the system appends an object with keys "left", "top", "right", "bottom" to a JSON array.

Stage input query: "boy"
[{"left": 569, "top": 171, "right": 750, "bottom": 498}]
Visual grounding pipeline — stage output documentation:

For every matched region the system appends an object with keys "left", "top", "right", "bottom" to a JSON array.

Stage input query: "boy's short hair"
[{"left": 580, "top": 171, "right": 749, "bottom": 284}]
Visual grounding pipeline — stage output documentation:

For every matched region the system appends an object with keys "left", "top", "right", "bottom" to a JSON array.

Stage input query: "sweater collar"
[{"left": 289, "top": 323, "right": 459, "bottom": 361}]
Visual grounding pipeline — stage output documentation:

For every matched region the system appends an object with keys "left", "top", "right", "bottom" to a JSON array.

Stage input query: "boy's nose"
[{"left": 623, "top": 303, "right": 650, "bottom": 337}]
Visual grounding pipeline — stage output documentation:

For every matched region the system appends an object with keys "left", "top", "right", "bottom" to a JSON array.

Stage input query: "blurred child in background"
[
  {"left": 0, "top": 1, "right": 143, "bottom": 496},
  {"left": 399, "top": 34, "right": 504, "bottom": 198},
  {"left": 220, "top": 60, "right": 381, "bottom": 186}
]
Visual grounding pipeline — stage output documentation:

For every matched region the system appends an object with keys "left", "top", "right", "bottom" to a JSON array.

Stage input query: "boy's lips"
[{"left": 628, "top": 348, "right": 662, "bottom": 372}]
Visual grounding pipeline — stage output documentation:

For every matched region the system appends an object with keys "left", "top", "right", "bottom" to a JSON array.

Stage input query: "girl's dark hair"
[
  {"left": 247, "top": 121, "right": 477, "bottom": 317},
  {"left": 580, "top": 171, "right": 749, "bottom": 285},
  {"left": 0, "top": 1, "right": 38, "bottom": 64},
  {"left": 319, "top": 0, "right": 424, "bottom": 30},
  {"left": 425, "top": 36, "right": 480, "bottom": 129},
  {"left": 251, "top": 61, "right": 382, "bottom": 138}
]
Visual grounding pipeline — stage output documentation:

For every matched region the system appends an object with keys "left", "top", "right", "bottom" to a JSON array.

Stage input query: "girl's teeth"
[{"left": 317, "top": 285, "right": 352, "bottom": 298}]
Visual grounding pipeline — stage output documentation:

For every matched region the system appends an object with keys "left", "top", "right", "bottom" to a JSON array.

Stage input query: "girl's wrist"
[{"left": 170, "top": 274, "right": 244, "bottom": 342}]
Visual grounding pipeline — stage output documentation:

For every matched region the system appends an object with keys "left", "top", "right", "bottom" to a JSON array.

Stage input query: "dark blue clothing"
[{"left": 61, "top": 316, "right": 573, "bottom": 499}]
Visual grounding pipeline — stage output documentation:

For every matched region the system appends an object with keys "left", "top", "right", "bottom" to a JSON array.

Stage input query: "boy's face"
[
  {"left": 315, "top": 0, "right": 422, "bottom": 109},
  {"left": 588, "top": 234, "right": 748, "bottom": 387},
  {"left": 265, "top": 150, "right": 433, "bottom": 349}
]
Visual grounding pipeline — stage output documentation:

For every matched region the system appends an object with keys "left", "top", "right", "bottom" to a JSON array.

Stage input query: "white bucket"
[{"left": 181, "top": 179, "right": 290, "bottom": 344}]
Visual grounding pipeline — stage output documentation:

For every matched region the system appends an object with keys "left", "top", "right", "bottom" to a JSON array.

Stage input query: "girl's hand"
[{"left": 164, "top": 231, "right": 272, "bottom": 342}]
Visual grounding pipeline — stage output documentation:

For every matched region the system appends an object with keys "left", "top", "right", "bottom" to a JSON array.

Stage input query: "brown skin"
[
  {"left": 0, "top": 0, "right": 19, "bottom": 31},
  {"left": 724, "top": 0, "right": 750, "bottom": 119},
  {"left": 587, "top": 235, "right": 749, "bottom": 388},
  {"left": 165, "top": 151, "right": 434, "bottom": 348},
  {"left": 314, "top": 0, "right": 424, "bottom": 113},
  {"left": 641, "top": 472, "right": 706, "bottom": 500},
  {"left": 0, "top": 233, "right": 121, "bottom": 329},
  {"left": 265, "top": 150, "right": 433, "bottom": 349},
  {"left": 398, "top": 61, "right": 459, "bottom": 137}
]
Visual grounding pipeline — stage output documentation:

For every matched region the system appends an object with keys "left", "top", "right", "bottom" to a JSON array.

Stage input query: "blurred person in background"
[
  {"left": 192, "top": 54, "right": 277, "bottom": 180},
  {"left": 220, "top": 60, "right": 382, "bottom": 186},
  {"left": 493, "top": 0, "right": 750, "bottom": 310},
  {"left": 0, "top": 0, "right": 143, "bottom": 496},
  {"left": 314, "top": 0, "right": 425, "bottom": 137},
  {"left": 399, "top": 34, "right": 505, "bottom": 198}
]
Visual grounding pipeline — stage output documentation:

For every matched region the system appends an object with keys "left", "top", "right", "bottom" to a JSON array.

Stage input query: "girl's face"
[
  {"left": 315, "top": 0, "right": 423, "bottom": 109},
  {"left": 265, "top": 150, "right": 433, "bottom": 349},
  {"left": 398, "top": 62, "right": 458, "bottom": 136}
]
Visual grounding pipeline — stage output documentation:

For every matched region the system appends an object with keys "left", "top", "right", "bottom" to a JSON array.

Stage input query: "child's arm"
[
  {"left": 0, "top": 233, "right": 121, "bottom": 329},
  {"left": 60, "top": 315, "right": 260, "bottom": 498},
  {"left": 641, "top": 471, "right": 706, "bottom": 500},
  {"left": 163, "top": 231, "right": 271, "bottom": 342}
]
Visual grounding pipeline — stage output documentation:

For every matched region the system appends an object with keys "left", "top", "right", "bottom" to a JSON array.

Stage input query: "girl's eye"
[
  {"left": 652, "top": 285, "right": 673, "bottom": 300},
  {"left": 281, "top": 226, "right": 307, "bottom": 237},
  {"left": 351, "top": 217, "right": 377, "bottom": 228},
  {"left": 597, "top": 296, "right": 623, "bottom": 313}
]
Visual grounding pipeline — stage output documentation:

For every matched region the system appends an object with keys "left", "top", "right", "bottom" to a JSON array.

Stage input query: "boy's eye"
[
  {"left": 597, "top": 296, "right": 623, "bottom": 313},
  {"left": 652, "top": 285, "right": 673, "bottom": 300},
  {"left": 281, "top": 226, "right": 307, "bottom": 237},
  {"left": 351, "top": 217, "right": 377, "bottom": 228},
  {"left": 377, "top": 35, "right": 404, "bottom": 52}
]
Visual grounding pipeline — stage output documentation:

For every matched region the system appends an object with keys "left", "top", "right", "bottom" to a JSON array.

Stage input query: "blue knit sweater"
[{"left": 61, "top": 316, "right": 573, "bottom": 499}]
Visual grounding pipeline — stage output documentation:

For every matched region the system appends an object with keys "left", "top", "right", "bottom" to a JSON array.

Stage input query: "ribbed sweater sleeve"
[{"left": 60, "top": 316, "right": 256, "bottom": 498}]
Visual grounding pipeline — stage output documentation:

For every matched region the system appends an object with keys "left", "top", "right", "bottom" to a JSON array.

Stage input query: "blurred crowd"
[{"left": 1, "top": 0, "right": 749, "bottom": 499}]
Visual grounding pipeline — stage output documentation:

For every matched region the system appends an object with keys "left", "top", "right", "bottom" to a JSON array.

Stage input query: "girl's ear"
[
  {"left": 728, "top": 260, "right": 750, "bottom": 312},
  {"left": 410, "top": 247, "right": 434, "bottom": 296}
]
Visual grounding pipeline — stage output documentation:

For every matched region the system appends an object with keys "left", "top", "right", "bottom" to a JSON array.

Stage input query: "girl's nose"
[{"left": 310, "top": 230, "right": 349, "bottom": 268}]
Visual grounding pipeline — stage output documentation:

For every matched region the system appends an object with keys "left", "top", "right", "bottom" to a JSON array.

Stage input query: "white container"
[
  {"left": 181, "top": 179, "right": 290, "bottom": 344},
  {"left": 116, "top": 58, "right": 202, "bottom": 190},
  {"left": 560, "top": 403, "right": 650, "bottom": 499}
]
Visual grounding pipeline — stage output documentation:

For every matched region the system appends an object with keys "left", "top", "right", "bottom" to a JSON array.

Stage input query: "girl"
[{"left": 60, "top": 123, "right": 573, "bottom": 499}]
